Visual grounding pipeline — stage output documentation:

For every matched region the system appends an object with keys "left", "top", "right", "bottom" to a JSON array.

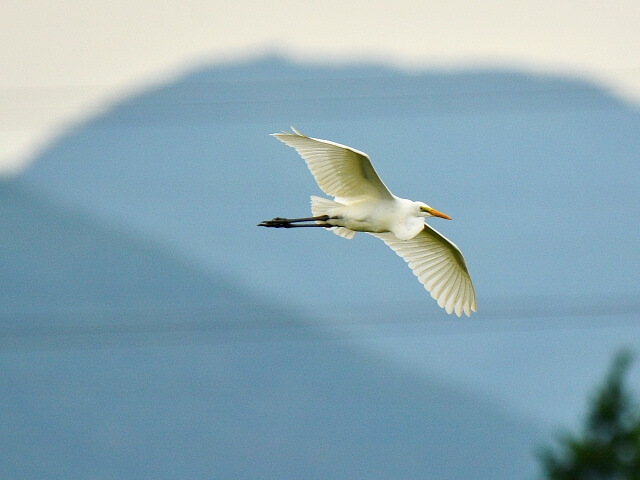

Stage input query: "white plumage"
[{"left": 261, "top": 127, "right": 477, "bottom": 317}]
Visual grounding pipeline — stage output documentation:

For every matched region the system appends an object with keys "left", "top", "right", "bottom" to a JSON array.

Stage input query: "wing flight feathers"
[
  {"left": 272, "top": 127, "right": 394, "bottom": 200},
  {"left": 373, "top": 225, "right": 477, "bottom": 317}
]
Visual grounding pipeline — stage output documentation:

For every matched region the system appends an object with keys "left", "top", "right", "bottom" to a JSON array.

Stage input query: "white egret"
[{"left": 259, "top": 127, "right": 477, "bottom": 317}]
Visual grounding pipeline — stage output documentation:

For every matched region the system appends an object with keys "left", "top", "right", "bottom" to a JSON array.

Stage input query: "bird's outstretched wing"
[
  {"left": 372, "top": 225, "right": 477, "bottom": 317},
  {"left": 272, "top": 127, "right": 394, "bottom": 200}
]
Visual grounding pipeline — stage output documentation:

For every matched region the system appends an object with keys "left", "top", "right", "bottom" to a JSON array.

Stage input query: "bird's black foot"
[{"left": 258, "top": 215, "right": 332, "bottom": 228}]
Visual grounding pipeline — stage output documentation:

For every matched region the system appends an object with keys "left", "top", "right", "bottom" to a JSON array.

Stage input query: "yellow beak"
[{"left": 426, "top": 207, "right": 452, "bottom": 220}]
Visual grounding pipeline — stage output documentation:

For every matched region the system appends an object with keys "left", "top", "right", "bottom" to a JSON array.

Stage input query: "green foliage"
[{"left": 539, "top": 350, "right": 640, "bottom": 480}]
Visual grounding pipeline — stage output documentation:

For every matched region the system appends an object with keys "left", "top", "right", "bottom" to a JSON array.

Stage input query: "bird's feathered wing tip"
[
  {"left": 271, "top": 126, "right": 305, "bottom": 137},
  {"left": 372, "top": 226, "right": 477, "bottom": 317},
  {"left": 270, "top": 127, "right": 394, "bottom": 201}
]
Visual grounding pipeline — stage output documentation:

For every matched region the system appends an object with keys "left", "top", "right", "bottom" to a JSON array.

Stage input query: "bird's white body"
[
  {"left": 264, "top": 127, "right": 477, "bottom": 317},
  {"left": 316, "top": 195, "right": 427, "bottom": 240}
]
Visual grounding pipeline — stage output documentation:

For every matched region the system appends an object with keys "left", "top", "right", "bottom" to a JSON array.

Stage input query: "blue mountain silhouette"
[{"left": 5, "top": 55, "right": 640, "bottom": 478}]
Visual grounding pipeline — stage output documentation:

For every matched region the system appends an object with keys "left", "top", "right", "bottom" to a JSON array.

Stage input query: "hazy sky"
[{"left": 2, "top": 0, "right": 639, "bottom": 173}]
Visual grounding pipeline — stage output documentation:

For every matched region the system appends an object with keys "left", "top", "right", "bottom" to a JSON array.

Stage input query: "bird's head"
[{"left": 418, "top": 202, "right": 452, "bottom": 220}]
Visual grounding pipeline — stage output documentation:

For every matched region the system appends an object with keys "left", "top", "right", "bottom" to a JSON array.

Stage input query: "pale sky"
[{"left": 2, "top": 0, "right": 639, "bottom": 173}]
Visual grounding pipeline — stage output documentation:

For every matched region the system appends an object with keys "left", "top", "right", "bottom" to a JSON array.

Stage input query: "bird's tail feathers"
[
  {"left": 310, "top": 195, "right": 341, "bottom": 216},
  {"left": 310, "top": 196, "right": 357, "bottom": 240}
]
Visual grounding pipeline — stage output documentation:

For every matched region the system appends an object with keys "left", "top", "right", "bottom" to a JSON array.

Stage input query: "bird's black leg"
[{"left": 258, "top": 215, "right": 332, "bottom": 228}]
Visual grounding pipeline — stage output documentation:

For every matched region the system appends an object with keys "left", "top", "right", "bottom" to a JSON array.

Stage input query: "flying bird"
[{"left": 259, "top": 127, "right": 477, "bottom": 316}]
